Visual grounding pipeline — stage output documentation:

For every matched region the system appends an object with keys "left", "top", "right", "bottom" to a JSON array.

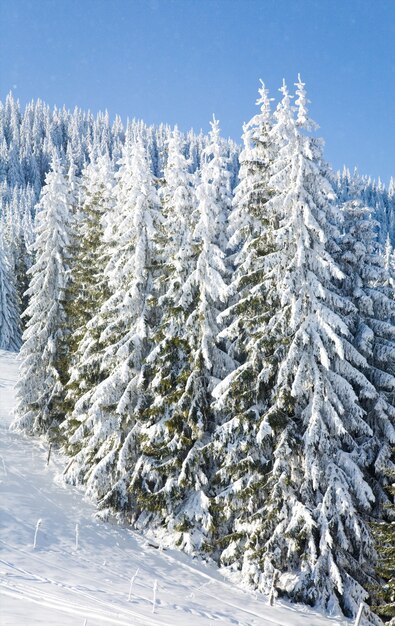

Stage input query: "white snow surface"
[{"left": 0, "top": 350, "right": 350, "bottom": 626}]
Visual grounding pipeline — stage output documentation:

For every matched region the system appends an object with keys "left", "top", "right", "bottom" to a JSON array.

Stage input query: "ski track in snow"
[{"left": 0, "top": 350, "right": 351, "bottom": 626}]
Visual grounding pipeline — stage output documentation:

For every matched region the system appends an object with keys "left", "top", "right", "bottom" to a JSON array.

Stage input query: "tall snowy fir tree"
[
  {"left": 62, "top": 137, "right": 161, "bottom": 514},
  {"left": 0, "top": 225, "right": 21, "bottom": 350},
  {"left": 128, "top": 126, "right": 201, "bottom": 541},
  {"left": 63, "top": 152, "right": 115, "bottom": 419},
  {"left": 12, "top": 153, "right": 71, "bottom": 437},
  {"left": 2, "top": 185, "right": 36, "bottom": 321},
  {"left": 252, "top": 77, "right": 382, "bottom": 617},
  {"left": 210, "top": 82, "right": 277, "bottom": 563},
  {"left": 132, "top": 120, "right": 234, "bottom": 552},
  {"left": 213, "top": 78, "right": 384, "bottom": 618},
  {"left": 337, "top": 199, "right": 395, "bottom": 511}
]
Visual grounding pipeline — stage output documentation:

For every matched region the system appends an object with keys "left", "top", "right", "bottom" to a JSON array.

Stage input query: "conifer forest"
[{"left": 1, "top": 79, "right": 394, "bottom": 623}]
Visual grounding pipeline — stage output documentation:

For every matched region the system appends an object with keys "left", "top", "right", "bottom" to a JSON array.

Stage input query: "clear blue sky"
[{"left": 1, "top": 0, "right": 394, "bottom": 183}]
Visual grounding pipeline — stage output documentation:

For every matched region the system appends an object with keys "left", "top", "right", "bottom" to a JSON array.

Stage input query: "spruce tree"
[
  {"left": 63, "top": 138, "right": 161, "bottom": 514},
  {"left": 213, "top": 78, "right": 380, "bottom": 618},
  {"left": 210, "top": 82, "right": 276, "bottom": 562},
  {"left": 337, "top": 200, "right": 395, "bottom": 513},
  {"left": 0, "top": 225, "right": 21, "bottom": 350},
  {"left": 12, "top": 153, "right": 71, "bottom": 437},
  {"left": 132, "top": 120, "right": 233, "bottom": 552},
  {"left": 63, "top": 152, "right": 114, "bottom": 420},
  {"left": 128, "top": 126, "right": 198, "bottom": 526}
]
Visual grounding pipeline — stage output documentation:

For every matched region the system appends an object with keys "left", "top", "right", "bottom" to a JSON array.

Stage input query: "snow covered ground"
[{"left": 0, "top": 349, "right": 350, "bottom": 626}]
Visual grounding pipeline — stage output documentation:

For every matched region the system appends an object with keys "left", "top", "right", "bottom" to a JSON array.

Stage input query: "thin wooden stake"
[
  {"left": 152, "top": 579, "right": 158, "bottom": 613},
  {"left": 128, "top": 567, "right": 139, "bottom": 601},
  {"left": 268, "top": 571, "right": 279, "bottom": 606},
  {"left": 46, "top": 444, "right": 52, "bottom": 466},
  {"left": 354, "top": 602, "right": 365, "bottom": 626},
  {"left": 75, "top": 523, "right": 79, "bottom": 551},
  {"left": 62, "top": 457, "right": 75, "bottom": 475},
  {"left": 33, "top": 519, "right": 42, "bottom": 549}
]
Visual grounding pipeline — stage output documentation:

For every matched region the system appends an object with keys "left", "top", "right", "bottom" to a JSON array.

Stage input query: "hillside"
[{"left": 0, "top": 349, "right": 350, "bottom": 626}]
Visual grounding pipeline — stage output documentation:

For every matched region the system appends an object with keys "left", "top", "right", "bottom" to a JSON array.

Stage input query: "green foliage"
[{"left": 371, "top": 467, "right": 395, "bottom": 622}]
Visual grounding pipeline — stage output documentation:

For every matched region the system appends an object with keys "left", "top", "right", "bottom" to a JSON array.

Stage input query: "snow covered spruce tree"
[
  {"left": 13, "top": 153, "right": 71, "bottom": 437},
  {"left": 126, "top": 126, "right": 201, "bottom": 543},
  {"left": 63, "top": 152, "right": 115, "bottom": 419},
  {"left": 213, "top": 77, "right": 380, "bottom": 618},
  {"left": 209, "top": 82, "right": 277, "bottom": 561},
  {"left": 0, "top": 225, "right": 21, "bottom": 350},
  {"left": 337, "top": 200, "right": 395, "bottom": 511},
  {"left": 62, "top": 137, "right": 161, "bottom": 513},
  {"left": 1, "top": 186, "right": 36, "bottom": 324},
  {"left": 130, "top": 120, "right": 233, "bottom": 552}
]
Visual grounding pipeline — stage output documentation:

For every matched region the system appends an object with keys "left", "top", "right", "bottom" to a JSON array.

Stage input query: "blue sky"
[{"left": 1, "top": 0, "right": 394, "bottom": 183}]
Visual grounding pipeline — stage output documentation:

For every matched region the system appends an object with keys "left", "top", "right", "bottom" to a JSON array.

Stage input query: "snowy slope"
[{"left": 0, "top": 350, "right": 350, "bottom": 626}]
